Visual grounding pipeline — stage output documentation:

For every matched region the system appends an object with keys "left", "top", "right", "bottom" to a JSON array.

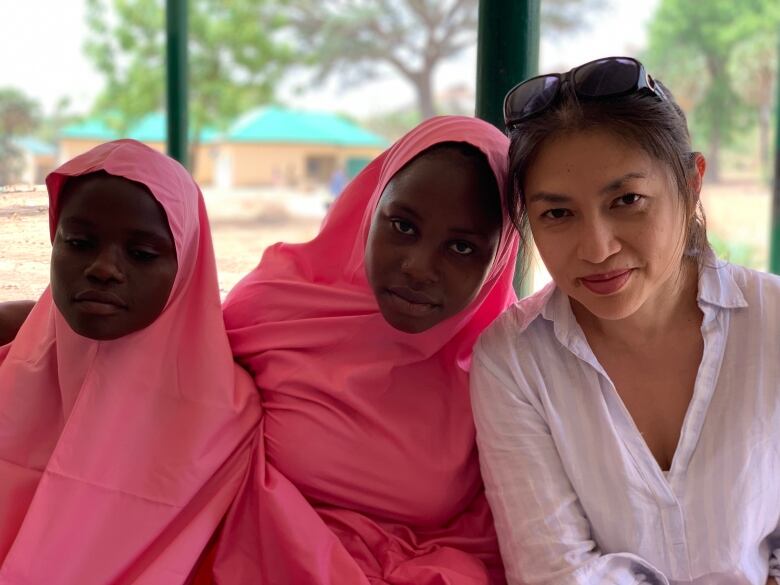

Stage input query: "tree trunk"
[
  {"left": 188, "top": 133, "right": 200, "bottom": 178},
  {"left": 759, "top": 103, "right": 771, "bottom": 176},
  {"left": 708, "top": 128, "right": 721, "bottom": 184},
  {"left": 414, "top": 69, "right": 437, "bottom": 120}
]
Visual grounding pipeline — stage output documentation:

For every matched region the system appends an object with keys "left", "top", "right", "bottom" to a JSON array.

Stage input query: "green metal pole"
[
  {"left": 166, "top": 0, "right": 188, "bottom": 167},
  {"left": 770, "top": 35, "right": 780, "bottom": 274},
  {"left": 475, "top": 0, "right": 541, "bottom": 295}
]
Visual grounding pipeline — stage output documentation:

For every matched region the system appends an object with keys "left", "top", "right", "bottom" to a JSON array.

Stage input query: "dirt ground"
[
  {"left": 0, "top": 179, "right": 773, "bottom": 303},
  {"left": 0, "top": 186, "right": 328, "bottom": 302}
]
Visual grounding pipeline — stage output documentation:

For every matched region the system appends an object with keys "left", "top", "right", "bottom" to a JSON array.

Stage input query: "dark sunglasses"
[{"left": 503, "top": 56, "right": 667, "bottom": 129}]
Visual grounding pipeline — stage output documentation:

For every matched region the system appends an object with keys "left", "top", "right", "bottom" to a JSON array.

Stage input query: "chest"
[
  {"left": 256, "top": 355, "right": 482, "bottom": 526},
  {"left": 590, "top": 331, "right": 704, "bottom": 471}
]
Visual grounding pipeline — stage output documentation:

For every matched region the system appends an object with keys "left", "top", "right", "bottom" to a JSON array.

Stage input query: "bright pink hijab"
[
  {"left": 0, "top": 140, "right": 261, "bottom": 584},
  {"left": 213, "top": 116, "right": 519, "bottom": 583}
]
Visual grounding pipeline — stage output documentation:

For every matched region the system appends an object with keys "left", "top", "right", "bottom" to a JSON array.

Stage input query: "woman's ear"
[{"left": 690, "top": 152, "right": 706, "bottom": 198}]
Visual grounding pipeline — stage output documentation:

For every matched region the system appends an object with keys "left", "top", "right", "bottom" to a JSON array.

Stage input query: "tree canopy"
[
  {"left": 645, "top": 0, "right": 779, "bottom": 180},
  {"left": 0, "top": 88, "right": 41, "bottom": 185},
  {"left": 85, "top": 0, "right": 292, "bottom": 165},
  {"left": 282, "top": 0, "right": 608, "bottom": 119}
]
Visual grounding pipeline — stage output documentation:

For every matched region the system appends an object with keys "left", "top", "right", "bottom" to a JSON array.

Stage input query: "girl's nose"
[
  {"left": 84, "top": 247, "right": 126, "bottom": 284},
  {"left": 401, "top": 247, "right": 440, "bottom": 285}
]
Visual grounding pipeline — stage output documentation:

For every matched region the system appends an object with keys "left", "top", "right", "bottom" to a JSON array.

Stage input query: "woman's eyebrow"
[
  {"left": 527, "top": 192, "right": 570, "bottom": 205},
  {"left": 601, "top": 172, "right": 648, "bottom": 194}
]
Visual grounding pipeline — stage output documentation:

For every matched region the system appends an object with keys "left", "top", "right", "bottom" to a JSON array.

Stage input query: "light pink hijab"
[
  {"left": 213, "top": 116, "right": 519, "bottom": 583},
  {"left": 0, "top": 140, "right": 261, "bottom": 584}
]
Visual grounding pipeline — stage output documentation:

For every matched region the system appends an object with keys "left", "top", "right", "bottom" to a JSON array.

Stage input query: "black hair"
[{"left": 507, "top": 80, "right": 708, "bottom": 265}]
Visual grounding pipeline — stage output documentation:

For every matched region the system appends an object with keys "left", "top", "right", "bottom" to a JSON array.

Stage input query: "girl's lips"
[
  {"left": 385, "top": 288, "right": 440, "bottom": 317},
  {"left": 580, "top": 269, "right": 633, "bottom": 295}
]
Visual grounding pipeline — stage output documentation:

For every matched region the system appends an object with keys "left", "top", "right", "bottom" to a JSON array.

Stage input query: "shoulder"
[
  {"left": 475, "top": 282, "right": 560, "bottom": 371},
  {"left": 722, "top": 262, "right": 780, "bottom": 310},
  {"left": 0, "top": 300, "right": 35, "bottom": 346}
]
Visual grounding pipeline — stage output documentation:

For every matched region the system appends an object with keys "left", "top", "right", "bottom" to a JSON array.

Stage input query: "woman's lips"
[{"left": 579, "top": 269, "right": 633, "bottom": 295}]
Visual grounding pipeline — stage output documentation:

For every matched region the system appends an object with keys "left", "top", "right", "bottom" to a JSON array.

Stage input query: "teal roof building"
[{"left": 225, "top": 107, "right": 387, "bottom": 148}]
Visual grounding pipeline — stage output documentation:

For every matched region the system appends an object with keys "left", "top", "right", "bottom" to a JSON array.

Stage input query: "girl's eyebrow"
[
  {"left": 387, "top": 202, "right": 422, "bottom": 220},
  {"left": 129, "top": 229, "right": 173, "bottom": 246},
  {"left": 59, "top": 217, "right": 94, "bottom": 227},
  {"left": 59, "top": 217, "right": 171, "bottom": 245}
]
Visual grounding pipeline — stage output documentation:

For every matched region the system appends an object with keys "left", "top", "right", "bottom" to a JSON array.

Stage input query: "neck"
[{"left": 573, "top": 257, "right": 701, "bottom": 347}]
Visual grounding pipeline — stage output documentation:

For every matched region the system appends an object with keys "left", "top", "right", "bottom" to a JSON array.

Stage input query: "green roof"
[
  {"left": 226, "top": 107, "right": 387, "bottom": 147},
  {"left": 61, "top": 119, "right": 117, "bottom": 140},
  {"left": 13, "top": 136, "right": 56, "bottom": 156},
  {"left": 61, "top": 113, "right": 215, "bottom": 143}
]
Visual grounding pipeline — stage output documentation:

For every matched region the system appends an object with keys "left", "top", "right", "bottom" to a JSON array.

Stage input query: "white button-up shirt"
[{"left": 471, "top": 260, "right": 780, "bottom": 585}]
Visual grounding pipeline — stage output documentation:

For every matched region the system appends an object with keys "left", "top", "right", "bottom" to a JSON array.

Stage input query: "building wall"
[
  {"left": 217, "top": 142, "right": 383, "bottom": 188},
  {"left": 22, "top": 153, "right": 57, "bottom": 184}
]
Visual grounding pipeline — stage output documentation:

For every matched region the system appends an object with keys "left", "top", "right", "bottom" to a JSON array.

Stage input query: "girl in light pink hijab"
[
  {"left": 210, "top": 116, "right": 520, "bottom": 583},
  {"left": 0, "top": 140, "right": 261, "bottom": 584}
]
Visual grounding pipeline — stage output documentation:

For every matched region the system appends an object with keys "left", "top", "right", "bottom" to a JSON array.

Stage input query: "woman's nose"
[{"left": 576, "top": 216, "right": 621, "bottom": 264}]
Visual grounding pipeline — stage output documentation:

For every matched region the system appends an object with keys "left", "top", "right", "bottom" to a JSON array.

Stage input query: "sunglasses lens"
[
  {"left": 574, "top": 58, "right": 640, "bottom": 97},
  {"left": 505, "top": 75, "right": 560, "bottom": 124}
]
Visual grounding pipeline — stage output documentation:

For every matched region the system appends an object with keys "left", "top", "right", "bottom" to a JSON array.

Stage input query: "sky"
[{"left": 0, "top": 0, "right": 659, "bottom": 118}]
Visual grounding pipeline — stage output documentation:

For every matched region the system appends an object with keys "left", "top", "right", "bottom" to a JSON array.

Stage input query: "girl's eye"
[
  {"left": 449, "top": 241, "right": 474, "bottom": 256},
  {"left": 541, "top": 208, "right": 571, "bottom": 220},
  {"left": 65, "top": 237, "right": 91, "bottom": 249},
  {"left": 129, "top": 249, "right": 159, "bottom": 262},
  {"left": 391, "top": 219, "right": 416, "bottom": 236},
  {"left": 613, "top": 193, "right": 643, "bottom": 207}
]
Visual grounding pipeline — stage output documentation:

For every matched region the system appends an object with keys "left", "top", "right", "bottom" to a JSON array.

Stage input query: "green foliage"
[
  {"left": 0, "top": 88, "right": 41, "bottom": 185},
  {"left": 708, "top": 231, "right": 761, "bottom": 269},
  {"left": 84, "top": 0, "right": 293, "bottom": 140},
  {"left": 37, "top": 97, "right": 82, "bottom": 145},
  {"left": 644, "top": 0, "right": 780, "bottom": 180}
]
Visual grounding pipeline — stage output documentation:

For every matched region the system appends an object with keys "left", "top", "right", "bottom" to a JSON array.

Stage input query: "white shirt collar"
[{"left": 531, "top": 251, "right": 748, "bottom": 358}]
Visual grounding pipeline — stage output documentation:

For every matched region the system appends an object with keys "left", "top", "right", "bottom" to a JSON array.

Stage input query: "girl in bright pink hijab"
[
  {"left": 211, "top": 116, "right": 520, "bottom": 583},
  {"left": 0, "top": 140, "right": 261, "bottom": 584}
]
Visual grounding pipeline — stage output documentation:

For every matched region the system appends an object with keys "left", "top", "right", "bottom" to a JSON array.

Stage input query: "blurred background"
[{"left": 1, "top": 0, "right": 778, "bottom": 300}]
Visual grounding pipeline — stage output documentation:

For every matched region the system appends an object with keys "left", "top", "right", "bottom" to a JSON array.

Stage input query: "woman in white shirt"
[{"left": 471, "top": 56, "right": 780, "bottom": 585}]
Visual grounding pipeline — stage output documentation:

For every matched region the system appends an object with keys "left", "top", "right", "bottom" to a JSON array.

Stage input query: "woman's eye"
[
  {"left": 391, "top": 219, "right": 416, "bottom": 236},
  {"left": 541, "top": 208, "right": 571, "bottom": 220},
  {"left": 614, "top": 193, "right": 643, "bottom": 207},
  {"left": 449, "top": 241, "right": 474, "bottom": 256}
]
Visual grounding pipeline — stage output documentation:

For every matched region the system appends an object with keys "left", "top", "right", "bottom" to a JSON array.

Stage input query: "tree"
[
  {"left": 728, "top": 29, "right": 778, "bottom": 175},
  {"left": 283, "top": 0, "right": 608, "bottom": 120},
  {"left": 645, "top": 0, "right": 779, "bottom": 182},
  {"left": 0, "top": 89, "right": 41, "bottom": 185},
  {"left": 38, "top": 97, "right": 81, "bottom": 145},
  {"left": 84, "top": 0, "right": 292, "bottom": 169}
]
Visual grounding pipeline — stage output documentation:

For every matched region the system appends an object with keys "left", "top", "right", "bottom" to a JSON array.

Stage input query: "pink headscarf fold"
[
  {"left": 213, "top": 116, "right": 519, "bottom": 583},
  {"left": 0, "top": 139, "right": 261, "bottom": 584}
]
